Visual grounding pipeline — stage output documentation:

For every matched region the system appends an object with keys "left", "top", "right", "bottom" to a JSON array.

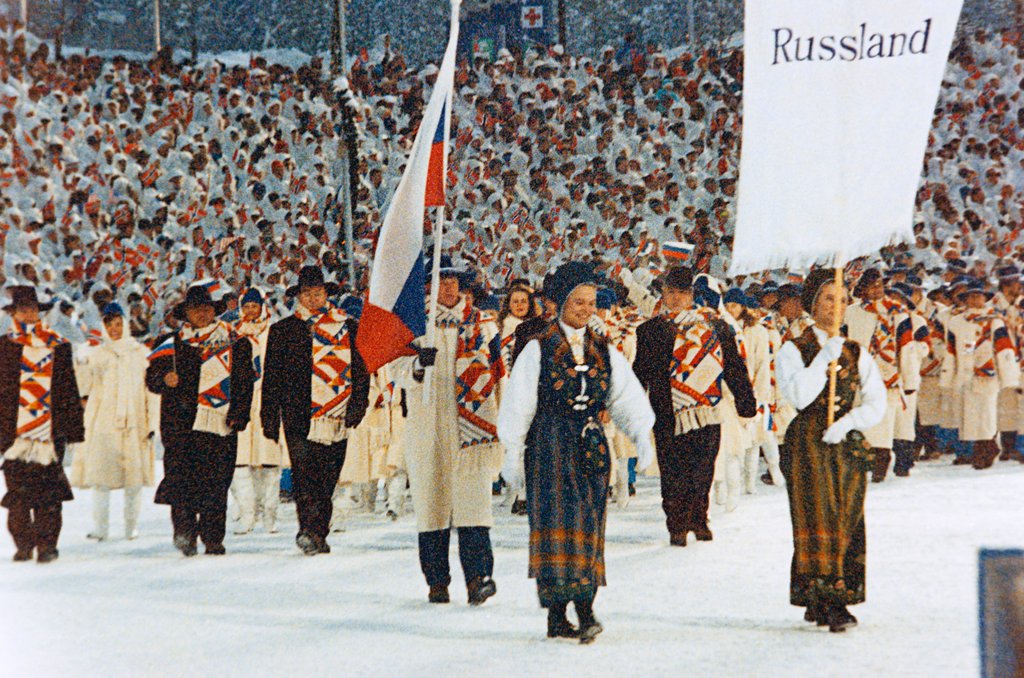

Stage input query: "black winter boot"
[
  {"left": 467, "top": 576, "right": 497, "bottom": 606},
  {"left": 547, "top": 603, "right": 580, "bottom": 639},
  {"left": 575, "top": 599, "right": 604, "bottom": 644},
  {"left": 428, "top": 585, "right": 450, "bottom": 604}
]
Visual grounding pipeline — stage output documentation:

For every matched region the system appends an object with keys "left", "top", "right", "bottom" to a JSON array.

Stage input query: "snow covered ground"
[{"left": 1, "top": 458, "right": 1021, "bottom": 677}]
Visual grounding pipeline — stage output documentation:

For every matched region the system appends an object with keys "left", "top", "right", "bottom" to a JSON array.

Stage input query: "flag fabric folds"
[{"left": 357, "top": 0, "right": 461, "bottom": 374}]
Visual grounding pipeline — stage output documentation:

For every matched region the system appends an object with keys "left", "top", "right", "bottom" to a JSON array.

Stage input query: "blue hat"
[
  {"left": 722, "top": 288, "right": 748, "bottom": 307},
  {"left": 241, "top": 288, "right": 264, "bottom": 306},
  {"left": 889, "top": 283, "right": 915, "bottom": 302},
  {"left": 947, "top": 258, "right": 968, "bottom": 272},
  {"left": 761, "top": 281, "right": 780, "bottom": 294},
  {"left": 693, "top": 276, "right": 720, "bottom": 310},
  {"left": 101, "top": 302, "right": 124, "bottom": 318},
  {"left": 547, "top": 261, "right": 598, "bottom": 309},
  {"left": 996, "top": 265, "right": 1020, "bottom": 281},
  {"left": 596, "top": 287, "right": 617, "bottom": 310},
  {"left": 959, "top": 278, "right": 992, "bottom": 299},
  {"left": 906, "top": 275, "right": 924, "bottom": 288}
]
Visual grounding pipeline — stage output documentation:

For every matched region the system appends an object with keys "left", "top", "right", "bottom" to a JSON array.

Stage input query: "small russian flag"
[
  {"left": 662, "top": 241, "right": 695, "bottom": 262},
  {"left": 148, "top": 335, "right": 175, "bottom": 362}
]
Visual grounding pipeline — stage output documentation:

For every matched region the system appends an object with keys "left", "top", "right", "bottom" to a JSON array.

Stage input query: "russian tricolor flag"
[
  {"left": 662, "top": 241, "right": 695, "bottom": 262},
  {"left": 357, "top": 0, "right": 460, "bottom": 374}
]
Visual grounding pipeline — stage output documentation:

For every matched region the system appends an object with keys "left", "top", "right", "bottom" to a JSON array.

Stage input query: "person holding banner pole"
[
  {"left": 776, "top": 268, "right": 886, "bottom": 633},
  {"left": 400, "top": 256, "right": 503, "bottom": 606}
]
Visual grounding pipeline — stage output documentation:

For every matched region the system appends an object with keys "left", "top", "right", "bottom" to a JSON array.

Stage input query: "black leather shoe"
[
  {"left": 174, "top": 534, "right": 198, "bottom": 557},
  {"left": 428, "top": 585, "right": 450, "bottom": 604},
  {"left": 36, "top": 548, "right": 59, "bottom": 563},
  {"left": 669, "top": 532, "right": 687, "bottom": 547},
  {"left": 467, "top": 576, "right": 497, "bottom": 606},
  {"left": 205, "top": 543, "right": 226, "bottom": 555},
  {"left": 693, "top": 525, "right": 713, "bottom": 542},
  {"left": 296, "top": 533, "right": 319, "bottom": 556},
  {"left": 13, "top": 549, "right": 32, "bottom": 562},
  {"left": 575, "top": 600, "right": 603, "bottom": 645},
  {"left": 547, "top": 604, "right": 580, "bottom": 639}
]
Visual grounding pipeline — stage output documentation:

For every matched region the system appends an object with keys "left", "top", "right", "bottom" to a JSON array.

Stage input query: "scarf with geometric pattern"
[
  {"left": 296, "top": 302, "right": 353, "bottom": 444},
  {"left": 181, "top": 319, "right": 235, "bottom": 435},
  {"left": 669, "top": 307, "right": 726, "bottom": 435},
  {"left": 8, "top": 321, "right": 63, "bottom": 442}
]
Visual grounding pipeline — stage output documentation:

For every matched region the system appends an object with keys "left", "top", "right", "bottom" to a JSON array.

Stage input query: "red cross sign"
[{"left": 521, "top": 5, "right": 543, "bottom": 29}]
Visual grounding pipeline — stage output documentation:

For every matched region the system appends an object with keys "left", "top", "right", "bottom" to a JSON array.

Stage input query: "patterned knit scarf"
[
  {"left": 181, "top": 319, "right": 235, "bottom": 436},
  {"left": 669, "top": 307, "right": 725, "bottom": 435},
  {"left": 295, "top": 303, "right": 353, "bottom": 444},
  {"left": 436, "top": 298, "right": 499, "bottom": 450},
  {"left": 236, "top": 307, "right": 271, "bottom": 379},
  {"left": 8, "top": 322, "right": 63, "bottom": 442}
]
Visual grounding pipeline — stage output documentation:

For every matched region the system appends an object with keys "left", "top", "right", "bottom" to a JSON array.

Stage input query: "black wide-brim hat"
[
  {"left": 4, "top": 285, "right": 54, "bottom": 312},
  {"left": 285, "top": 265, "right": 341, "bottom": 298},
  {"left": 172, "top": 285, "right": 225, "bottom": 320}
]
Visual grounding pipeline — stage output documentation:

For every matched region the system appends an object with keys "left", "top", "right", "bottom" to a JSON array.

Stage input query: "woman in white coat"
[
  {"left": 496, "top": 283, "right": 538, "bottom": 514},
  {"left": 230, "top": 289, "right": 285, "bottom": 534},
  {"left": 71, "top": 303, "right": 155, "bottom": 540}
]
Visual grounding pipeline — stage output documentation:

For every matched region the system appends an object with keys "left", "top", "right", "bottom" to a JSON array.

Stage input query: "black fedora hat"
[
  {"left": 286, "top": 265, "right": 341, "bottom": 298},
  {"left": 172, "top": 285, "right": 222, "bottom": 320},
  {"left": 4, "top": 286, "right": 54, "bottom": 313}
]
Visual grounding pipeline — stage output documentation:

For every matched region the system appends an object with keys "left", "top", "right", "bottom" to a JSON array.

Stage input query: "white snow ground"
[{"left": 1, "top": 458, "right": 1021, "bottom": 678}]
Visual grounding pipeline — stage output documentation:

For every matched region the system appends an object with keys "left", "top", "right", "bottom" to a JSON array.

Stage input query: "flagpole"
[
  {"left": 421, "top": 0, "right": 459, "bottom": 405},
  {"left": 827, "top": 253, "right": 847, "bottom": 427}
]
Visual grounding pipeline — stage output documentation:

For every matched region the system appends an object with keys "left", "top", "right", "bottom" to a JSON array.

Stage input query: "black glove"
[
  {"left": 416, "top": 346, "right": 438, "bottom": 368},
  {"left": 412, "top": 366, "right": 425, "bottom": 384},
  {"left": 227, "top": 418, "right": 248, "bottom": 433}
]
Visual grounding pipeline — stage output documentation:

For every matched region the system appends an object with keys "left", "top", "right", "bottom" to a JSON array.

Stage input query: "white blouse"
[
  {"left": 776, "top": 326, "right": 887, "bottom": 432},
  {"left": 497, "top": 321, "right": 656, "bottom": 465}
]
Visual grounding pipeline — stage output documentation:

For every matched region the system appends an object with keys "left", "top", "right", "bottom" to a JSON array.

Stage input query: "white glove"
[
  {"left": 501, "top": 448, "right": 523, "bottom": 491},
  {"left": 619, "top": 268, "right": 634, "bottom": 284},
  {"left": 635, "top": 436, "right": 655, "bottom": 472},
  {"left": 821, "top": 417, "right": 854, "bottom": 445},
  {"left": 817, "top": 336, "right": 845, "bottom": 364}
]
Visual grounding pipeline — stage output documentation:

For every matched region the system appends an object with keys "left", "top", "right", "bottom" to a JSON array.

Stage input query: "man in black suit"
[
  {"left": 261, "top": 266, "right": 369, "bottom": 555},
  {"left": 633, "top": 267, "right": 756, "bottom": 546}
]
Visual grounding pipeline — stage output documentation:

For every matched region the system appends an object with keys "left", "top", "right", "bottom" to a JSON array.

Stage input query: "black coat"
[
  {"left": 633, "top": 314, "right": 757, "bottom": 442},
  {"left": 145, "top": 331, "right": 255, "bottom": 439},
  {"left": 260, "top": 315, "right": 370, "bottom": 441},
  {"left": 0, "top": 339, "right": 84, "bottom": 453}
]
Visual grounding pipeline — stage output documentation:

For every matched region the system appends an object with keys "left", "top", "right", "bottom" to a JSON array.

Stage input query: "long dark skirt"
[
  {"left": 783, "top": 414, "right": 868, "bottom": 608},
  {"left": 156, "top": 431, "right": 236, "bottom": 513},
  {"left": 525, "top": 412, "right": 610, "bottom": 608}
]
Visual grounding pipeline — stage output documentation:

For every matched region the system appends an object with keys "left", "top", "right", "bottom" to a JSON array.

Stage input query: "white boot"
[
  {"left": 762, "top": 439, "right": 786, "bottom": 486},
  {"left": 713, "top": 480, "right": 726, "bottom": 506},
  {"left": 614, "top": 462, "right": 631, "bottom": 509},
  {"left": 743, "top": 447, "right": 760, "bottom": 495},
  {"left": 124, "top": 486, "right": 142, "bottom": 540},
  {"left": 385, "top": 471, "right": 407, "bottom": 520},
  {"left": 261, "top": 467, "right": 281, "bottom": 533},
  {"left": 88, "top": 487, "right": 110, "bottom": 541},
  {"left": 725, "top": 451, "right": 742, "bottom": 512},
  {"left": 361, "top": 482, "right": 377, "bottom": 514},
  {"left": 330, "top": 484, "right": 349, "bottom": 533},
  {"left": 231, "top": 467, "right": 257, "bottom": 534}
]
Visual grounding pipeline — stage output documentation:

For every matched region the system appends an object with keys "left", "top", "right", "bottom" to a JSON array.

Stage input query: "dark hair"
[{"left": 498, "top": 284, "right": 538, "bottom": 327}]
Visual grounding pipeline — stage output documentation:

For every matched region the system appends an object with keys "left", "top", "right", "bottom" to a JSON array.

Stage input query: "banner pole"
[
  {"left": 422, "top": 205, "right": 446, "bottom": 405},
  {"left": 827, "top": 254, "right": 846, "bottom": 427}
]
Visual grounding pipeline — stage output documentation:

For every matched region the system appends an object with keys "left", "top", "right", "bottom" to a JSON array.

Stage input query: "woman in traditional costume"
[
  {"left": 775, "top": 268, "right": 886, "bottom": 632},
  {"left": 498, "top": 262, "right": 655, "bottom": 644}
]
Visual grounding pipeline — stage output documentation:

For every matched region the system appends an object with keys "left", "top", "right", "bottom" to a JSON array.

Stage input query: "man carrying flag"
[{"left": 357, "top": 0, "right": 501, "bottom": 606}]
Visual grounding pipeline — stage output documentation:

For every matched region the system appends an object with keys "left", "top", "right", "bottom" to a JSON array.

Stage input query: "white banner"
[{"left": 729, "top": 0, "right": 964, "bottom": 275}]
